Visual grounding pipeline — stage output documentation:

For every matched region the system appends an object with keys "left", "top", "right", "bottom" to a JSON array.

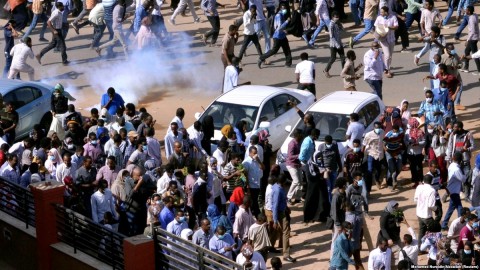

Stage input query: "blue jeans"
[
  {"left": 442, "top": 193, "right": 463, "bottom": 228},
  {"left": 350, "top": 0, "right": 362, "bottom": 25},
  {"left": 443, "top": 6, "right": 455, "bottom": 26},
  {"left": 366, "top": 156, "right": 383, "bottom": 193},
  {"left": 3, "top": 53, "right": 12, "bottom": 78},
  {"left": 326, "top": 170, "right": 338, "bottom": 203},
  {"left": 255, "top": 20, "right": 271, "bottom": 53},
  {"left": 353, "top": 19, "right": 373, "bottom": 43},
  {"left": 23, "top": 13, "right": 48, "bottom": 40},
  {"left": 455, "top": 81, "right": 463, "bottom": 105},
  {"left": 309, "top": 18, "right": 331, "bottom": 45},
  {"left": 365, "top": 79, "right": 383, "bottom": 99},
  {"left": 405, "top": 12, "right": 421, "bottom": 32},
  {"left": 385, "top": 151, "right": 401, "bottom": 187},
  {"left": 455, "top": 15, "right": 468, "bottom": 39}
]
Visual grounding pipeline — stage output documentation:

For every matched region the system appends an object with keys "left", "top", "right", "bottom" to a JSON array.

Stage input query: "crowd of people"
[{"left": 1, "top": 0, "right": 480, "bottom": 268}]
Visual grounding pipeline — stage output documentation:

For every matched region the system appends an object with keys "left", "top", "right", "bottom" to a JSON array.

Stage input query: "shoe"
[
  {"left": 349, "top": 37, "right": 354, "bottom": 48},
  {"left": 257, "top": 59, "right": 262, "bottom": 69},
  {"left": 95, "top": 47, "right": 102, "bottom": 56},
  {"left": 460, "top": 69, "right": 469, "bottom": 73},
  {"left": 376, "top": 181, "right": 382, "bottom": 190},
  {"left": 288, "top": 199, "right": 298, "bottom": 205},
  {"left": 194, "top": 17, "right": 200, "bottom": 23},
  {"left": 62, "top": 61, "right": 70, "bottom": 66},
  {"left": 385, "top": 72, "right": 394, "bottom": 78},
  {"left": 307, "top": 43, "right": 315, "bottom": 49},
  {"left": 285, "top": 63, "right": 292, "bottom": 67},
  {"left": 284, "top": 256, "right": 297, "bottom": 263},
  {"left": 443, "top": 25, "right": 451, "bottom": 29},
  {"left": 35, "top": 54, "right": 42, "bottom": 65},
  {"left": 71, "top": 23, "right": 79, "bottom": 35},
  {"left": 169, "top": 18, "right": 175, "bottom": 25},
  {"left": 442, "top": 225, "right": 449, "bottom": 231},
  {"left": 200, "top": 34, "right": 207, "bottom": 46},
  {"left": 400, "top": 48, "right": 410, "bottom": 53},
  {"left": 472, "top": 72, "right": 480, "bottom": 75},
  {"left": 455, "top": 104, "right": 466, "bottom": 110},
  {"left": 39, "top": 37, "right": 48, "bottom": 42},
  {"left": 414, "top": 56, "right": 419, "bottom": 66},
  {"left": 454, "top": 37, "right": 460, "bottom": 42},
  {"left": 323, "top": 70, "right": 332, "bottom": 78},
  {"left": 301, "top": 34, "right": 308, "bottom": 43}
]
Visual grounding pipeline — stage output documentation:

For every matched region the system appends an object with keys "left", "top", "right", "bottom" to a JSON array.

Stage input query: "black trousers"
[
  {"left": 464, "top": 40, "right": 480, "bottom": 71},
  {"left": 325, "top": 46, "right": 345, "bottom": 72},
  {"left": 238, "top": 34, "right": 263, "bottom": 61},
  {"left": 297, "top": 83, "right": 316, "bottom": 97},
  {"left": 418, "top": 216, "right": 434, "bottom": 245},
  {"left": 395, "top": 20, "right": 409, "bottom": 48},
  {"left": 205, "top": 16, "right": 220, "bottom": 44},
  {"left": 259, "top": 38, "right": 292, "bottom": 66},
  {"left": 40, "top": 30, "right": 68, "bottom": 63}
]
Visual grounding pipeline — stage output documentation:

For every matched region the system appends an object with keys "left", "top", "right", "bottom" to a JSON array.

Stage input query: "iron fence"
[
  {"left": 54, "top": 204, "right": 125, "bottom": 269},
  {"left": 153, "top": 225, "right": 243, "bottom": 270},
  {"left": 0, "top": 177, "right": 36, "bottom": 228}
]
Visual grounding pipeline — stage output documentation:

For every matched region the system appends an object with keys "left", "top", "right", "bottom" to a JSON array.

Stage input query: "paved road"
[{"left": 0, "top": 1, "right": 479, "bottom": 268}]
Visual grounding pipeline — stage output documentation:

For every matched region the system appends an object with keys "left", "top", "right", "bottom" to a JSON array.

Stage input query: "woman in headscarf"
[
  {"left": 405, "top": 117, "right": 425, "bottom": 188},
  {"left": 257, "top": 128, "right": 272, "bottom": 208},
  {"left": 201, "top": 115, "right": 214, "bottom": 156},
  {"left": 220, "top": 124, "right": 241, "bottom": 154},
  {"left": 234, "top": 120, "right": 247, "bottom": 150},
  {"left": 228, "top": 187, "right": 244, "bottom": 225},
  {"left": 207, "top": 204, "right": 233, "bottom": 236},
  {"left": 208, "top": 157, "right": 226, "bottom": 212},
  {"left": 398, "top": 99, "right": 411, "bottom": 127},
  {"left": 111, "top": 169, "right": 132, "bottom": 235},
  {"left": 44, "top": 148, "right": 63, "bottom": 181},
  {"left": 377, "top": 200, "right": 401, "bottom": 263},
  {"left": 460, "top": 241, "right": 478, "bottom": 266}
]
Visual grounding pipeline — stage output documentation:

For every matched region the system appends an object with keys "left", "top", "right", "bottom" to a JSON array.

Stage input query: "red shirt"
[
  {"left": 435, "top": 73, "right": 459, "bottom": 100},
  {"left": 458, "top": 224, "right": 475, "bottom": 251}
]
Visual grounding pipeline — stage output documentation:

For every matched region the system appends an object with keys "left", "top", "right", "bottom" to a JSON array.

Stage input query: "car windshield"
[
  {"left": 199, "top": 101, "right": 259, "bottom": 132},
  {"left": 291, "top": 112, "right": 349, "bottom": 142}
]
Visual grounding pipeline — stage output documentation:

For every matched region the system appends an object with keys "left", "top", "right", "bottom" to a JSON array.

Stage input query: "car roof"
[
  {"left": 0, "top": 79, "right": 53, "bottom": 95},
  {"left": 215, "top": 85, "right": 298, "bottom": 107},
  {"left": 308, "top": 91, "right": 380, "bottom": 114}
]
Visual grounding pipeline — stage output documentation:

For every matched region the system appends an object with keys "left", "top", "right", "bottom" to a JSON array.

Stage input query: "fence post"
[
  {"left": 30, "top": 181, "right": 65, "bottom": 270},
  {"left": 123, "top": 234, "right": 155, "bottom": 270}
]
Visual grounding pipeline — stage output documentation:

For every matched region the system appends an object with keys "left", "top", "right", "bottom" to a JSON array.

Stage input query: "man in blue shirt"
[
  {"left": 159, "top": 196, "right": 175, "bottom": 229},
  {"left": 418, "top": 89, "right": 447, "bottom": 128},
  {"left": 243, "top": 146, "right": 264, "bottom": 217},
  {"left": 3, "top": 20, "right": 18, "bottom": 78},
  {"left": 101, "top": 87, "right": 125, "bottom": 117},
  {"left": 257, "top": 3, "right": 292, "bottom": 68},
  {"left": 330, "top": 221, "right": 356, "bottom": 270},
  {"left": 271, "top": 175, "right": 296, "bottom": 263}
]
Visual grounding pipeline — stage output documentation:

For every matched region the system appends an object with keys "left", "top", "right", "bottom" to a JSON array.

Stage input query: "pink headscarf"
[{"left": 408, "top": 118, "right": 424, "bottom": 143}]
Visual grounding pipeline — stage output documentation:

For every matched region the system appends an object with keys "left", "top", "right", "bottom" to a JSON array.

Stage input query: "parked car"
[
  {"left": 276, "top": 91, "right": 385, "bottom": 172},
  {"left": 194, "top": 85, "right": 316, "bottom": 151},
  {"left": 0, "top": 79, "right": 54, "bottom": 141}
]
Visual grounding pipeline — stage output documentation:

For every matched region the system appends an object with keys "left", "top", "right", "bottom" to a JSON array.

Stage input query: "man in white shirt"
[
  {"left": 442, "top": 152, "right": 467, "bottom": 230},
  {"left": 237, "top": 5, "right": 263, "bottom": 63},
  {"left": 414, "top": 174, "right": 438, "bottom": 242},
  {"left": 91, "top": 179, "right": 117, "bottom": 224},
  {"left": 8, "top": 37, "right": 34, "bottom": 80},
  {"left": 36, "top": 1, "right": 69, "bottom": 65},
  {"left": 362, "top": 122, "right": 385, "bottom": 193},
  {"left": 166, "top": 108, "right": 185, "bottom": 134},
  {"left": 56, "top": 153, "right": 77, "bottom": 184},
  {"left": 223, "top": 57, "right": 251, "bottom": 93},
  {"left": 447, "top": 207, "right": 470, "bottom": 254},
  {"left": 398, "top": 219, "right": 419, "bottom": 265},
  {"left": 368, "top": 238, "right": 392, "bottom": 270},
  {"left": 295, "top": 52, "right": 316, "bottom": 97},
  {"left": 346, "top": 113, "right": 365, "bottom": 149}
]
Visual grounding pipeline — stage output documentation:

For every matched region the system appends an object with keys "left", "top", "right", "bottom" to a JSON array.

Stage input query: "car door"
[
  {"left": 3, "top": 87, "right": 42, "bottom": 138},
  {"left": 269, "top": 94, "right": 298, "bottom": 149}
]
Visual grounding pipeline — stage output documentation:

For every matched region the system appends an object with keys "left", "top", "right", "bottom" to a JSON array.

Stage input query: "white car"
[
  {"left": 194, "top": 85, "right": 316, "bottom": 151},
  {"left": 276, "top": 91, "right": 385, "bottom": 172}
]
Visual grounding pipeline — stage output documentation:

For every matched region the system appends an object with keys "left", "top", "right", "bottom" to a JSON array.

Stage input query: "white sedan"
[
  {"left": 194, "top": 85, "right": 316, "bottom": 151},
  {"left": 276, "top": 91, "right": 385, "bottom": 172}
]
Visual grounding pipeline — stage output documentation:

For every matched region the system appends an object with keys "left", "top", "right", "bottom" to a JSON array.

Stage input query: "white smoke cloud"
[{"left": 40, "top": 31, "right": 223, "bottom": 108}]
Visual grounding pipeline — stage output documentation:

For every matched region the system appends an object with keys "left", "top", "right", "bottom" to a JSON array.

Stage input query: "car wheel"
[{"left": 39, "top": 113, "right": 53, "bottom": 132}]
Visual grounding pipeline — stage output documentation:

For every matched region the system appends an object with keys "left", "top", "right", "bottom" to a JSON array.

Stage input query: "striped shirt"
[
  {"left": 329, "top": 20, "right": 342, "bottom": 48},
  {"left": 49, "top": 9, "right": 64, "bottom": 29}
]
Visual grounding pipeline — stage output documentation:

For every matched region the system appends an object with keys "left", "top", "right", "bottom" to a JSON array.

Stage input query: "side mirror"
[
  {"left": 285, "top": 125, "right": 292, "bottom": 133},
  {"left": 194, "top": 112, "right": 201, "bottom": 120},
  {"left": 259, "top": 121, "right": 270, "bottom": 128}
]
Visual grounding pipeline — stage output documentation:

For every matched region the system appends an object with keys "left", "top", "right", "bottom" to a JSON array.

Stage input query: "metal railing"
[
  {"left": 153, "top": 226, "right": 243, "bottom": 270},
  {"left": 0, "top": 177, "right": 36, "bottom": 228},
  {"left": 54, "top": 204, "right": 125, "bottom": 270}
]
